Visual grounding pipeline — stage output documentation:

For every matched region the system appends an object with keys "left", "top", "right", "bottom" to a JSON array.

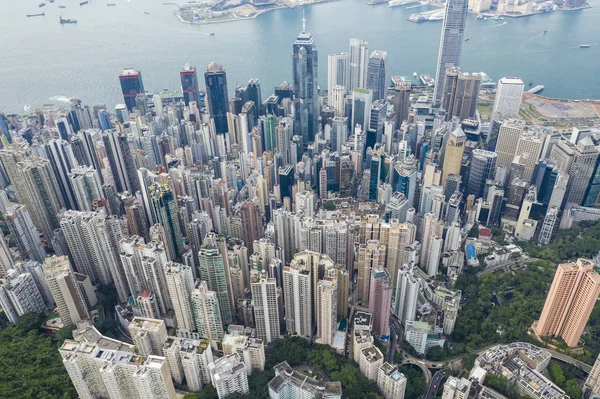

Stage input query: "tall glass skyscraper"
[
  {"left": 119, "top": 68, "right": 145, "bottom": 111},
  {"left": 292, "top": 14, "right": 318, "bottom": 145},
  {"left": 432, "top": 0, "right": 468, "bottom": 106},
  {"left": 180, "top": 63, "right": 200, "bottom": 106},
  {"left": 204, "top": 62, "right": 229, "bottom": 134},
  {"left": 366, "top": 50, "right": 388, "bottom": 102}
]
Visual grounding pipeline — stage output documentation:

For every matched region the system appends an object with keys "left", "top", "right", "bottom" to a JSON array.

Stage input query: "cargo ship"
[
  {"left": 27, "top": 12, "right": 45, "bottom": 17},
  {"left": 39, "top": 3, "right": 46, "bottom": 7},
  {"left": 80, "top": 1, "right": 88, "bottom": 5},
  {"left": 580, "top": 44, "right": 591, "bottom": 48}
]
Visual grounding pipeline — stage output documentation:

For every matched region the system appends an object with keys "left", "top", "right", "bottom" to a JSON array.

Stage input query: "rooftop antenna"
[{"left": 302, "top": 9, "right": 306, "bottom": 33}]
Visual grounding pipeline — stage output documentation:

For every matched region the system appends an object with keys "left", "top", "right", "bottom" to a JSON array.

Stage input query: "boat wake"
[
  {"left": 49, "top": 95, "right": 71, "bottom": 103},
  {"left": 491, "top": 21, "right": 507, "bottom": 27}
]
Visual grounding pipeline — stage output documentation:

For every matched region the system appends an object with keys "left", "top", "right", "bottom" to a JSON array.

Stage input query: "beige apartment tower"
[{"left": 535, "top": 259, "right": 600, "bottom": 347}]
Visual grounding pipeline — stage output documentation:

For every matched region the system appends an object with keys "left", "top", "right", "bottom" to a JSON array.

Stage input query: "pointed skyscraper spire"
[{"left": 302, "top": 9, "right": 306, "bottom": 33}]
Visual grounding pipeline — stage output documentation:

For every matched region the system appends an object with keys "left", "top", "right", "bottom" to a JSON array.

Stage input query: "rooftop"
[{"left": 270, "top": 361, "right": 342, "bottom": 397}]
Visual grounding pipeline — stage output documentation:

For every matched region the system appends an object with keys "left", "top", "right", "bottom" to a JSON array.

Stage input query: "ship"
[
  {"left": 420, "top": 74, "right": 434, "bottom": 87},
  {"left": 529, "top": 81, "right": 533, "bottom": 86},
  {"left": 209, "top": 32, "right": 215, "bottom": 36},
  {"left": 107, "top": 3, "right": 116, "bottom": 6},
  {"left": 477, "top": 14, "right": 483, "bottom": 19},
  {"left": 413, "top": 72, "right": 417, "bottom": 77},
  {"left": 27, "top": 12, "right": 45, "bottom": 17},
  {"left": 544, "top": 29, "right": 547, "bottom": 33},
  {"left": 60, "top": 16, "right": 77, "bottom": 24},
  {"left": 388, "top": 0, "right": 419, "bottom": 7},
  {"left": 59, "top": 5, "right": 66, "bottom": 8},
  {"left": 465, "top": 37, "right": 470, "bottom": 41},
  {"left": 580, "top": 44, "right": 591, "bottom": 48},
  {"left": 144, "top": 11, "right": 150, "bottom": 14},
  {"left": 80, "top": 1, "right": 88, "bottom": 5},
  {"left": 39, "top": 3, "right": 46, "bottom": 7}
]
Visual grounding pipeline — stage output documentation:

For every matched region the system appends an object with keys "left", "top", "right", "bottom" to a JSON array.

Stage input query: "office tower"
[
  {"left": 180, "top": 63, "right": 200, "bottom": 106},
  {"left": 43, "top": 256, "right": 89, "bottom": 325},
  {"left": 466, "top": 149, "right": 497, "bottom": 198},
  {"left": 205, "top": 62, "right": 229, "bottom": 134},
  {"left": 278, "top": 164, "right": 295, "bottom": 201},
  {"left": 351, "top": 88, "right": 373, "bottom": 133},
  {"left": 441, "top": 69, "right": 481, "bottom": 120},
  {"left": 357, "top": 240, "right": 386, "bottom": 306},
  {"left": 198, "top": 239, "right": 233, "bottom": 324},
  {"left": 0, "top": 269, "right": 46, "bottom": 323},
  {"left": 330, "top": 85, "right": 346, "bottom": 117},
  {"left": 552, "top": 138, "right": 600, "bottom": 206},
  {"left": 368, "top": 268, "right": 393, "bottom": 336},
  {"left": 378, "top": 363, "right": 407, "bottom": 399},
  {"left": 492, "top": 77, "right": 524, "bottom": 121},
  {"left": 584, "top": 156, "right": 600, "bottom": 207},
  {"left": 128, "top": 317, "right": 168, "bottom": 355},
  {"left": 209, "top": 353, "right": 250, "bottom": 399},
  {"left": 441, "top": 127, "right": 466, "bottom": 185},
  {"left": 538, "top": 205, "right": 559, "bottom": 245},
  {"left": 102, "top": 129, "right": 139, "bottom": 194},
  {"left": 394, "top": 266, "right": 419, "bottom": 325},
  {"left": 392, "top": 155, "right": 418, "bottom": 208},
  {"left": 59, "top": 340, "right": 176, "bottom": 399},
  {"left": 367, "top": 51, "right": 389, "bottom": 101},
  {"left": 348, "top": 38, "right": 369, "bottom": 92},
  {"left": 331, "top": 116, "right": 348, "bottom": 154},
  {"left": 250, "top": 272, "right": 281, "bottom": 344},
  {"left": 515, "top": 128, "right": 546, "bottom": 182},
  {"left": 269, "top": 361, "right": 343, "bottom": 398},
  {"left": 164, "top": 262, "right": 195, "bottom": 331},
  {"left": 4, "top": 203, "right": 46, "bottom": 263},
  {"left": 495, "top": 119, "right": 525, "bottom": 167},
  {"left": 283, "top": 261, "right": 312, "bottom": 338},
  {"left": 68, "top": 166, "right": 103, "bottom": 211},
  {"left": 149, "top": 184, "right": 184, "bottom": 261},
  {"left": 328, "top": 53, "right": 348, "bottom": 103},
  {"left": 192, "top": 281, "right": 225, "bottom": 346},
  {"left": 316, "top": 273, "right": 338, "bottom": 346},
  {"left": 433, "top": 0, "right": 468, "bottom": 106},
  {"left": 535, "top": 259, "right": 600, "bottom": 347},
  {"left": 292, "top": 15, "right": 319, "bottom": 143},
  {"left": 119, "top": 68, "right": 145, "bottom": 111},
  {"left": 392, "top": 79, "right": 411, "bottom": 127}
]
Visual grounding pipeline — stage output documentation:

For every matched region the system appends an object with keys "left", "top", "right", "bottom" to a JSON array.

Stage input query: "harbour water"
[{"left": 1, "top": 0, "right": 599, "bottom": 114}]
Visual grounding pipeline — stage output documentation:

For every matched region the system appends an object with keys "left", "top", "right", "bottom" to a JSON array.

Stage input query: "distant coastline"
[{"left": 172, "top": 0, "right": 338, "bottom": 25}]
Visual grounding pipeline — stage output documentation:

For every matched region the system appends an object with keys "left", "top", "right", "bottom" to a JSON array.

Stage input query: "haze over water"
[{"left": 1, "top": 0, "right": 599, "bottom": 114}]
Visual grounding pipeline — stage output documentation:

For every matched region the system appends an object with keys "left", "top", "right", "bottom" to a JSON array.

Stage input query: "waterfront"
[{"left": 1, "top": 0, "right": 599, "bottom": 114}]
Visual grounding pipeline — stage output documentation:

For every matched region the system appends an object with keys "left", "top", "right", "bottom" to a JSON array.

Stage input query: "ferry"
[
  {"left": 580, "top": 44, "right": 590, "bottom": 48},
  {"left": 39, "top": 3, "right": 46, "bottom": 7},
  {"left": 59, "top": 5, "right": 66, "bottom": 8},
  {"left": 107, "top": 3, "right": 116, "bottom": 6},
  {"left": 27, "top": 12, "right": 45, "bottom": 17},
  {"left": 60, "top": 16, "right": 77, "bottom": 24},
  {"left": 544, "top": 29, "right": 547, "bottom": 34},
  {"left": 413, "top": 72, "right": 417, "bottom": 77},
  {"left": 465, "top": 37, "right": 470, "bottom": 41},
  {"left": 80, "top": 1, "right": 88, "bottom": 5}
]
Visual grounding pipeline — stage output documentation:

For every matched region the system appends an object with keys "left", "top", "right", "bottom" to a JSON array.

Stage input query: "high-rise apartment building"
[
  {"left": 368, "top": 268, "right": 393, "bottom": 336},
  {"left": 394, "top": 265, "right": 419, "bottom": 325},
  {"left": 367, "top": 51, "right": 389, "bottom": 101},
  {"left": 378, "top": 362, "right": 407, "bottom": 399},
  {"left": 198, "top": 236, "right": 233, "bottom": 324},
  {"left": 0, "top": 268, "right": 46, "bottom": 323},
  {"left": 4, "top": 203, "right": 46, "bottom": 263},
  {"left": 68, "top": 166, "right": 104, "bottom": 211},
  {"left": 250, "top": 271, "right": 281, "bottom": 344},
  {"left": 536, "top": 259, "right": 600, "bottom": 347},
  {"left": 205, "top": 62, "right": 229, "bottom": 134},
  {"left": 164, "top": 262, "right": 195, "bottom": 331},
  {"left": 585, "top": 352, "right": 600, "bottom": 397},
  {"left": 149, "top": 184, "right": 185, "bottom": 261},
  {"left": 348, "top": 38, "right": 369, "bottom": 93},
  {"left": 316, "top": 273, "right": 338, "bottom": 346},
  {"left": 208, "top": 353, "right": 250, "bottom": 399},
  {"left": 119, "top": 68, "right": 145, "bottom": 111},
  {"left": 191, "top": 281, "right": 225, "bottom": 346},
  {"left": 433, "top": 0, "right": 468, "bottom": 106},
  {"left": 283, "top": 261, "right": 312, "bottom": 339},
  {"left": 492, "top": 77, "right": 524, "bottom": 121},
  {"left": 292, "top": 16, "right": 319, "bottom": 144},
  {"left": 128, "top": 317, "right": 168, "bottom": 356},
  {"left": 43, "top": 256, "right": 90, "bottom": 325},
  {"left": 102, "top": 129, "right": 140, "bottom": 194},
  {"left": 357, "top": 240, "right": 386, "bottom": 306}
]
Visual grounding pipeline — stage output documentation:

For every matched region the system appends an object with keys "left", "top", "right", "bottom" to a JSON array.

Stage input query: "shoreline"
[{"left": 173, "top": 0, "right": 339, "bottom": 25}]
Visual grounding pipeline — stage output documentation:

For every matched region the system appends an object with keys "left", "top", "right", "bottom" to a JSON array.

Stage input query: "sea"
[{"left": 1, "top": 0, "right": 599, "bottom": 114}]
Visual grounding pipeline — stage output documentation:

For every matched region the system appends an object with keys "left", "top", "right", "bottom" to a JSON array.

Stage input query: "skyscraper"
[
  {"left": 205, "top": 62, "right": 229, "bottom": 134},
  {"left": 466, "top": 149, "right": 497, "bottom": 198},
  {"left": 441, "top": 69, "right": 481, "bottom": 120},
  {"left": 191, "top": 280, "right": 225, "bottom": 346},
  {"left": 492, "top": 77, "right": 525, "bottom": 121},
  {"left": 368, "top": 268, "right": 393, "bottom": 336},
  {"left": 441, "top": 127, "right": 466, "bottom": 185},
  {"left": 283, "top": 261, "right": 312, "bottom": 339},
  {"left": 348, "top": 38, "right": 369, "bottom": 93},
  {"left": 316, "top": 272, "right": 337, "bottom": 346},
  {"left": 102, "top": 129, "right": 140, "bottom": 194},
  {"left": 4, "top": 203, "right": 46, "bottom": 263},
  {"left": 536, "top": 259, "right": 600, "bottom": 347},
  {"left": 119, "top": 68, "right": 145, "bottom": 111},
  {"left": 181, "top": 63, "right": 200, "bottom": 106},
  {"left": 149, "top": 184, "right": 185, "bottom": 261},
  {"left": 357, "top": 240, "right": 385, "bottom": 306},
  {"left": 68, "top": 166, "right": 103, "bottom": 211},
  {"left": 392, "top": 78, "right": 411, "bottom": 128},
  {"left": 328, "top": 52, "right": 348, "bottom": 103},
  {"left": 250, "top": 271, "right": 281, "bottom": 344},
  {"left": 432, "top": 0, "right": 468, "bottom": 106},
  {"left": 292, "top": 14, "right": 319, "bottom": 144},
  {"left": 351, "top": 88, "right": 373, "bottom": 133},
  {"left": 0, "top": 269, "right": 46, "bottom": 323},
  {"left": 494, "top": 119, "right": 525, "bottom": 167},
  {"left": 43, "top": 256, "right": 89, "bottom": 325},
  {"left": 198, "top": 237, "right": 233, "bottom": 324},
  {"left": 366, "top": 50, "right": 389, "bottom": 101},
  {"left": 164, "top": 262, "right": 195, "bottom": 331}
]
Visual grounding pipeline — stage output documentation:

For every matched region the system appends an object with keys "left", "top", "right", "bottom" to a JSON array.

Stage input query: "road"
[
  {"left": 424, "top": 369, "right": 447, "bottom": 399},
  {"left": 477, "top": 256, "right": 530, "bottom": 276},
  {"left": 546, "top": 348, "right": 592, "bottom": 373}
]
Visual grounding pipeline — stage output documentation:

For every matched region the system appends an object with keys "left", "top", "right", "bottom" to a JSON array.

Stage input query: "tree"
[
  {"left": 192, "top": 385, "right": 218, "bottom": 399},
  {"left": 398, "top": 365, "right": 425, "bottom": 399},
  {"left": 15, "top": 312, "right": 45, "bottom": 332},
  {"left": 324, "top": 201, "right": 336, "bottom": 211},
  {"left": 55, "top": 324, "right": 76, "bottom": 346},
  {"left": 549, "top": 364, "right": 565, "bottom": 385},
  {"left": 565, "top": 379, "right": 583, "bottom": 399}
]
